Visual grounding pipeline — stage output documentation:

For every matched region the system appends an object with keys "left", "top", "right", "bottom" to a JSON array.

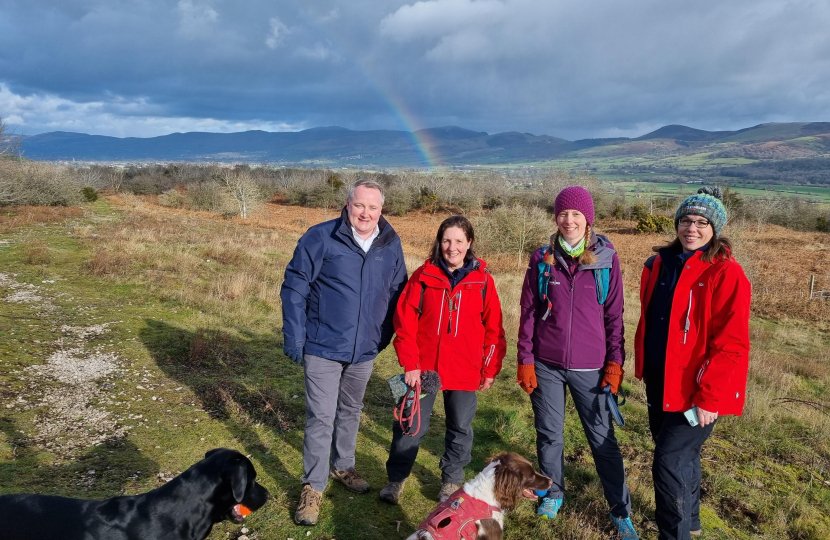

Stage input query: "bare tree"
[
  {"left": 0, "top": 115, "right": 21, "bottom": 156},
  {"left": 76, "top": 166, "right": 104, "bottom": 188},
  {"left": 107, "top": 168, "right": 125, "bottom": 192},
  {"left": 221, "top": 169, "right": 264, "bottom": 218},
  {"left": 753, "top": 194, "right": 783, "bottom": 233}
]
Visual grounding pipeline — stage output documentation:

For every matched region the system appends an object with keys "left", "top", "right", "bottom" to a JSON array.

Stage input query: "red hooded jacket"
[
  {"left": 634, "top": 251, "right": 751, "bottom": 416},
  {"left": 393, "top": 259, "right": 507, "bottom": 391}
]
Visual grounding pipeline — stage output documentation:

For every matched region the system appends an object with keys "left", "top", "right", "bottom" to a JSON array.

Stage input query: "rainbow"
[
  {"left": 292, "top": 14, "right": 443, "bottom": 168},
  {"left": 375, "top": 89, "right": 442, "bottom": 168}
]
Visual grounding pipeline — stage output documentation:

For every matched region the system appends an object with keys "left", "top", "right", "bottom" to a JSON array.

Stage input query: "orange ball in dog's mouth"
[{"left": 232, "top": 504, "right": 252, "bottom": 522}]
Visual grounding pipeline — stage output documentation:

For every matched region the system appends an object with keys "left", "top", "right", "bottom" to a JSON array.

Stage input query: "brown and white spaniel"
[{"left": 406, "top": 452, "right": 551, "bottom": 540}]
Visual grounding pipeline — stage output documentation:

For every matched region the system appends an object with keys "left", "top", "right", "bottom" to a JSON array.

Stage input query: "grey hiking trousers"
[
  {"left": 301, "top": 354, "right": 374, "bottom": 492},
  {"left": 530, "top": 361, "right": 632, "bottom": 518}
]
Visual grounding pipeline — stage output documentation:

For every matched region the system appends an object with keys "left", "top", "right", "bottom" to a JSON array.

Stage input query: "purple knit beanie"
[{"left": 554, "top": 186, "right": 595, "bottom": 225}]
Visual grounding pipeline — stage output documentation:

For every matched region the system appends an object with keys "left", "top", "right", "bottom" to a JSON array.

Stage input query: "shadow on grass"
[
  {"left": 138, "top": 318, "right": 417, "bottom": 539},
  {"left": 0, "top": 416, "right": 158, "bottom": 500}
]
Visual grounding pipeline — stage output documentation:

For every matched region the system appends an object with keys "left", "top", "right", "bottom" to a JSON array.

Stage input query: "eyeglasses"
[{"left": 679, "top": 217, "right": 711, "bottom": 229}]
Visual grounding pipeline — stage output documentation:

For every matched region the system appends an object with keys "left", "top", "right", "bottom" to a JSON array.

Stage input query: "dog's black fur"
[{"left": 0, "top": 448, "right": 270, "bottom": 540}]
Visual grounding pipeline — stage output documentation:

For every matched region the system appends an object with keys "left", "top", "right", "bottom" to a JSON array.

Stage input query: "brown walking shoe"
[
  {"left": 294, "top": 484, "right": 322, "bottom": 526},
  {"left": 330, "top": 468, "right": 371, "bottom": 494},
  {"left": 438, "top": 482, "right": 461, "bottom": 502},
  {"left": 379, "top": 480, "right": 406, "bottom": 504}
]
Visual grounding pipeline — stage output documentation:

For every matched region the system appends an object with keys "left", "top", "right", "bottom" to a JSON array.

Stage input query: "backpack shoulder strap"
[
  {"left": 482, "top": 268, "right": 490, "bottom": 306},
  {"left": 416, "top": 281, "right": 427, "bottom": 319},
  {"left": 593, "top": 267, "right": 611, "bottom": 305}
]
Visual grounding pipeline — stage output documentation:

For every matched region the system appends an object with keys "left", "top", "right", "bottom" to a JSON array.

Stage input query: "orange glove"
[
  {"left": 516, "top": 364, "right": 537, "bottom": 395},
  {"left": 601, "top": 362, "right": 624, "bottom": 394}
]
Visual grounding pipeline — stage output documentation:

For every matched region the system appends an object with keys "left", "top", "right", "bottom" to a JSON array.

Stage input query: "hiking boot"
[
  {"left": 330, "top": 468, "right": 370, "bottom": 494},
  {"left": 379, "top": 480, "right": 406, "bottom": 505},
  {"left": 610, "top": 514, "right": 640, "bottom": 540},
  {"left": 438, "top": 482, "right": 461, "bottom": 503},
  {"left": 294, "top": 484, "right": 322, "bottom": 526},
  {"left": 690, "top": 529, "right": 702, "bottom": 537},
  {"left": 537, "top": 497, "right": 563, "bottom": 520}
]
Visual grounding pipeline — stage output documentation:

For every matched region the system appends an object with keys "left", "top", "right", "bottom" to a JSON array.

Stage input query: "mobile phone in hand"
[{"left": 684, "top": 406, "right": 700, "bottom": 427}]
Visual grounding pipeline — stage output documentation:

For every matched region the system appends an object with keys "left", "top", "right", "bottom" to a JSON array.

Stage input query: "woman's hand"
[
  {"left": 479, "top": 377, "right": 495, "bottom": 391},
  {"left": 697, "top": 407, "right": 718, "bottom": 427},
  {"left": 404, "top": 369, "right": 422, "bottom": 388}
]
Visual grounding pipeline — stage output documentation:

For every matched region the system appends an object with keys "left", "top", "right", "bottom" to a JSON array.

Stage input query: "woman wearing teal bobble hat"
[{"left": 634, "top": 187, "right": 751, "bottom": 540}]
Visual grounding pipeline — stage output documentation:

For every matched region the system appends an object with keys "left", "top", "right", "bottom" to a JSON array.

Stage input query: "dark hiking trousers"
[
  {"left": 530, "top": 361, "right": 632, "bottom": 518},
  {"left": 386, "top": 390, "right": 477, "bottom": 485},
  {"left": 647, "top": 382, "right": 716, "bottom": 540}
]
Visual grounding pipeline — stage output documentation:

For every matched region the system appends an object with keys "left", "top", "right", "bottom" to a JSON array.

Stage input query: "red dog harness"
[{"left": 418, "top": 489, "right": 501, "bottom": 540}]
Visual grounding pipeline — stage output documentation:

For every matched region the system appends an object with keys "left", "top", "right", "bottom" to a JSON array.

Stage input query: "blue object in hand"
[
  {"left": 283, "top": 345, "right": 303, "bottom": 365},
  {"left": 534, "top": 490, "right": 548, "bottom": 497}
]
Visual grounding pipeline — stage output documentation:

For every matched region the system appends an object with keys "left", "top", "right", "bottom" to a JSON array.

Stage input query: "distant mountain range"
[{"left": 17, "top": 122, "right": 830, "bottom": 166}]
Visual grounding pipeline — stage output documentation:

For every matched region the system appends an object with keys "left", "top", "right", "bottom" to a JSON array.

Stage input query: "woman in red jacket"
[
  {"left": 635, "top": 187, "right": 751, "bottom": 540},
  {"left": 379, "top": 216, "right": 507, "bottom": 505}
]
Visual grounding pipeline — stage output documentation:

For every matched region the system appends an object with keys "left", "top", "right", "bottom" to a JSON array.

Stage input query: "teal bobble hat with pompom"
[{"left": 675, "top": 186, "right": 728, "bottom": 236}]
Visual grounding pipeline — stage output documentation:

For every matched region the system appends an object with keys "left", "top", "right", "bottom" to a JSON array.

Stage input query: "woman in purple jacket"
[{"left": 516, "top": 186, "right": 638, "bottom": 539}]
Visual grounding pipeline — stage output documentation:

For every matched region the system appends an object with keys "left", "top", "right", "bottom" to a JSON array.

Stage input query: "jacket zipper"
[
  {"left": 565, "top": 276, "right": 574, "bottom": 369},
  {"left": 683, "top": 290, "right": 692, "bottom": 344},
  {"left": 352, "top": 248, "right": 367, "bottom": 362}
]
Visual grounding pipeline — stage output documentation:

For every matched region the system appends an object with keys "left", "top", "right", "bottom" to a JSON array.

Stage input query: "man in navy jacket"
[{"left": 281, "top": 178, "right": 408, "bottom": 526}]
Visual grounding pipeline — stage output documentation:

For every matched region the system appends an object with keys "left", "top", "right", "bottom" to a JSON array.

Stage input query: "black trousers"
[
  {"left": 646, "top": 382, "right": 715, "bottom": 540},
  {"left": 386, "top": 390, "right": 477, "bottom": 485}
]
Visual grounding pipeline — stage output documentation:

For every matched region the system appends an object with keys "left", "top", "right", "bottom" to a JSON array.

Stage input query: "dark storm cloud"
[{"left": 1, "top": 0, "right": 829, "bottom": 137}]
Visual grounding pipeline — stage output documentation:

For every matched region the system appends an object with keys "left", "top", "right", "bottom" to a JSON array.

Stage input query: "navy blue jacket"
[{"left": 280, "top": 207, "right": 408, "bottom": 363}]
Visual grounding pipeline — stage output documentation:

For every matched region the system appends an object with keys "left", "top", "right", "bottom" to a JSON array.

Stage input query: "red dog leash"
[{"left": 393, "top": 383, "right": 421, "bottom": 436}]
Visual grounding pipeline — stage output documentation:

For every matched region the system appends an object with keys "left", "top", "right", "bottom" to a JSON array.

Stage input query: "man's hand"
[
  {"left": 404, "top": 369, "right": 422, "bottom": 388},
  {"left": 697, "top": 407, "right": 718, "bottom": 427},
  {"left": 479, "top": 377, "right": 495, "bottom": 391},
  {"left": 283, "top": 345, "right": 304, "bottom": 365}
]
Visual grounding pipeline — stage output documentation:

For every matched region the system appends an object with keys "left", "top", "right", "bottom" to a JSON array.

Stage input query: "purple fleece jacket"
[{"left": 517, "top": 233, "right": 625, "bottom": 369}]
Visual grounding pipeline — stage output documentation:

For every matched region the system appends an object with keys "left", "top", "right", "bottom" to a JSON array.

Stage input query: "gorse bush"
[
  {"left": 81, "top": 186, "right": 99, "bottom": 202},
  {"left": 636, "top": 213, "right": 674, "bottom": 234},
  {"left": 158, "top": 189, "right": 185, "bottom": 208}
]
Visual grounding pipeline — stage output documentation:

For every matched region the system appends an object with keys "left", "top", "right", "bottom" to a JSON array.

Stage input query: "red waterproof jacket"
[
  {"left": 634, "top": 251, "right": 751, "bottom": 416},
  {"left": 393, "top": 259, "right": 507, "bottom": 391}
]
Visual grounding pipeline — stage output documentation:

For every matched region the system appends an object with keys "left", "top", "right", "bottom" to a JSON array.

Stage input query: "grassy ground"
[{"left": 1, "top": 199, "right": 830, "bottom": 539}]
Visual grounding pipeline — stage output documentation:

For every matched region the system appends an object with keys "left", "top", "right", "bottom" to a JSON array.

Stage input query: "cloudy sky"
[{"left": 1, "top": 0, "right": 829, "bottom": 139}]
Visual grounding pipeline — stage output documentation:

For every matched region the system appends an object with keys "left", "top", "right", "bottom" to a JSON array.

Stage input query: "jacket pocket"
[{"left": 696, "top": 358, "right": 710, "bottom": 386}]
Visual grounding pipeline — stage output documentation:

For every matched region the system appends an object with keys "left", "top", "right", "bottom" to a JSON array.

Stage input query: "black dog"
[{"left": 0, "top": 448, "right": 270, "bottom": 540}]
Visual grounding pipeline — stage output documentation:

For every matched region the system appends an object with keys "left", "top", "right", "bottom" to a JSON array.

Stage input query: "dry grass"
[
  {"left": 22, "top": 238, "right": 52, "bottom": 265},
  {"left": 0, "top": 205, "right": 83, "bottom": 232}
]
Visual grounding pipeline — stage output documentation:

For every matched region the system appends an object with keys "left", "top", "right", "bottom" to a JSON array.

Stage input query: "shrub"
[
  {"left": 0, "top": 161, "right": 84, "bottom": 206},
  {"left": 474, "top": 203, "right": 551, "bottom": 268},
  {"left": 158, "top": 189, "right": 185, "bottom": 208},
  {"left": 416, "top": 187, "right": 439, "bottom": 213},
  {"left": 384, "top": 184, "right": 415, "bottom": 216},
  {"left": 81, "top": 186, "right": 99, "bottom": 202},
  {"left": 186, "top": 181, "right": 228, "bottom": 212},
  {"left": 636, "top": 213, "right": 674, "bottom": 234}
]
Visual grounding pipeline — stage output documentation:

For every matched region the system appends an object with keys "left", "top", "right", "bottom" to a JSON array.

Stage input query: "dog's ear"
[
  {"left": 225, "top": 458, "right": 249, "bottom": 502},
  {"left": 205, "top": 448, "right": 228, "bottom": 459}
]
